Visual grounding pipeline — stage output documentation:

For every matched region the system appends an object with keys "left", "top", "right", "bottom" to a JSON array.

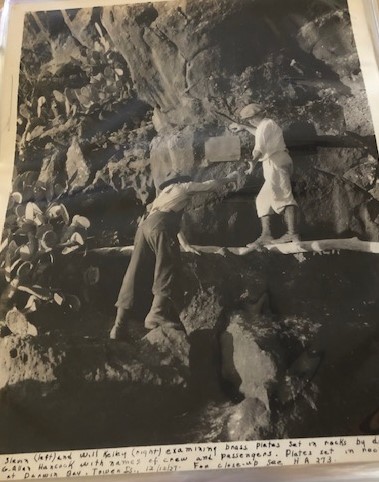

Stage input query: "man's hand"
[
  {"left": 177, "top": 231, "right": 201, "bottom": 255},
  {"left": 182, "top": 244, "right": 201, "bottom": 255},
  {"left": 252, "top": 149, "right": 262, "bottom": 161},
  {"left": 244, "top": 160, "right": 255, "bottom": 175},
  {"left": 229, "top": 122, "right": 245, "bottom": 133},
  {"left": 222, "top": 171, "right": 241, "bottom": 191},
  {"left": 215, "top": 247, "right": 229, "bottom": 257}
]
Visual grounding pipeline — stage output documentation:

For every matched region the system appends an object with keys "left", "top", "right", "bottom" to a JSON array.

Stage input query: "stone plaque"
[{"left": 204, "top": 135, "right": 241, "bottom": 162}]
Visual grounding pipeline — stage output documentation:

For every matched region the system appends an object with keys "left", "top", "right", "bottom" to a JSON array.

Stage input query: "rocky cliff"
[
  {"left": 1, "top": 0, "right": 379, "bottom": 453},
  {"left": 13, "top": 0, "right": 378, "bottom": 247}
]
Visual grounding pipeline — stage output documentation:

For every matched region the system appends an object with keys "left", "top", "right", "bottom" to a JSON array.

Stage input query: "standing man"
[
  {"left": 230, "top": 103, "right": 299, "bottom": 248},
  {"left": 110, "top": 172, "right": 240, "bottom": 340}
]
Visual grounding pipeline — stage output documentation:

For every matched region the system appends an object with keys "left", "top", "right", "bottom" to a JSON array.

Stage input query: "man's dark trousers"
[{"left": 116, "top": 210, "right": 183, "bottom": 326}]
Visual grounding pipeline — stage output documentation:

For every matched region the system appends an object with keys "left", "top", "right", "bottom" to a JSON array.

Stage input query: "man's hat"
[
  {"left": 240, "top": 103, "right": 264, "bottom": 120},
  {"left": 158, "top": 173, "right": 192, "bottom": 191}
]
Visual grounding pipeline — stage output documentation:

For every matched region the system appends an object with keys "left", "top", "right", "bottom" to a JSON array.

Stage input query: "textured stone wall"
[{"left": 12, "top": 0, "right": 378, "bottom": 247}]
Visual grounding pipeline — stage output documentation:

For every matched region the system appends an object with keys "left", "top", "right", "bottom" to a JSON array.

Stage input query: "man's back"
[{"left": 255, "top": 119, "right": 287, "bottom": 161}]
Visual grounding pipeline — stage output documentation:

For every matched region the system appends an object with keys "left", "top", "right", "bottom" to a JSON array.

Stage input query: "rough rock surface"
[
  {"left": 220, "top": 309, "right": 277, "bottom": 405},
  {"left": 66, "top": 137, "right": 92, "bottom": 193},
  {"left": 13, "top": 0, "right": 378, "bottom": 246},
  {"left": 0, "top": 331, "right": 189, "bottom": 453},
  {"left": 2, "top": 248, "right": 379, "bottom": 451},
  {"left": 226, "top": 398, "right": 271, "bottom": 441},
  {"left": 0, "top": 334, "right": 188, "bottom": 390},
  {"left": 2, "top": 0, "right": 379, "bottom": 454},
  {"left": 141, "top": 325, "right": 190, "bottom": 367},
  {"left": 219, "top": 296, "right": 279, "bottom": 441}
]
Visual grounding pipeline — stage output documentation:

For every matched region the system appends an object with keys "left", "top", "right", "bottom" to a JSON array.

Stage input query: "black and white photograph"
[{"left": 1, "top": 0, "right": 379, "bottom": 460}]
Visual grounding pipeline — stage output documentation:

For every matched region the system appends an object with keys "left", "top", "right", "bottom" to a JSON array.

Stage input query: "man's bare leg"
[
  {"left": 275, "top": 205, "right": 300, "bottom": 244},
  {"left": 247, "top": 215, "right": 274, "bottom": 248}
]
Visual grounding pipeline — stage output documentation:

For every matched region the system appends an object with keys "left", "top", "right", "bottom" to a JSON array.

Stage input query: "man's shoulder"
[
  {"left": 163, "top": 182, "right": 192, "bottom": 195},
  {"left": 259, "top": 118, "right": 282, "bottom": 134},
  {"left": 261, "top": 118, "right": 279, "bottom": 128}
]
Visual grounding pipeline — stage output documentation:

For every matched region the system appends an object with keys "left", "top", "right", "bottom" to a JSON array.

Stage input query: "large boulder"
[
  {"left": 66, "top": 137, "right": 92, "bottom": 193},
  {"left": 0, "top": 332, "right": 190, "bottom": 453},
  {"left": 0, "top": 334, "right": 189, "bottom": 390},
  {"left": 220, "top": 299, "right": 278, "bottom": 405},
  {"left": 297, "top": 10, "right": 360, "bottom": 84}
]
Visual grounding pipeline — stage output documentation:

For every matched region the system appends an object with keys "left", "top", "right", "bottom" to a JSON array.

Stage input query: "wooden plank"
[
  {"left": 193, "top": 237, "right": 379, "bottom": 255},
  {"left": 90, "top": 237, "right": 379, "bottom": 257}
]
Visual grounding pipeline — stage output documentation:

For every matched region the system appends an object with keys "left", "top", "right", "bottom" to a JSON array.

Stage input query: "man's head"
[
  {"left": 240, "top": 103, "right": 265, "bottom": 124},
  {"left": 159, "top": 174, "right": 192, "bottom": 191}
]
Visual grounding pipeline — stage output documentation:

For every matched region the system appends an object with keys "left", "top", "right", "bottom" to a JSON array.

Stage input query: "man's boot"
[
  {"left": 144, "top": 295, "right": 184, "bottom": 331},
  {"left": 247, "top": 215, "right": 273, "bottom": 248},
  {"left": 110, "top": 307, "right": 129, "bottom": 341},
  {"left": 275, "top": 205, "right": 300, "bottom": 244}
]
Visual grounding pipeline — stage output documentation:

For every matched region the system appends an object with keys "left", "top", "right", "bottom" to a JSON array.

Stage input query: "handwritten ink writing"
[{"left": 0, "top": 436, "right": 378, "bottom": 480}]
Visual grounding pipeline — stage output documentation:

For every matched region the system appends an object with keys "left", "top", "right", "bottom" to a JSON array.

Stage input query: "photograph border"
[{"left": 1, "top": 0, "right": 379, "bottom": 478}]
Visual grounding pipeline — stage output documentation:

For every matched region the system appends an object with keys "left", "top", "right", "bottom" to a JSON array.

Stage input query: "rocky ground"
[
  {"left": 1, "top": 0, "right": 379, "bottom": 453},
  {"left": 2, "top": 248, "right": 379, "bottom": 452}
]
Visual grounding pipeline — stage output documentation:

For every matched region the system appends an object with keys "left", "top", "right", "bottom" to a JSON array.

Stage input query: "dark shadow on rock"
[
  {"left": 188, "top": 329, "right": 227, "bottom": 405},
  {"left": 0, "top": 378, "right": 189, "bottom": 454},
  {"left": 285, "top": 121, "right": 319, "bottom": 154},
  {"left": 80, "top": 98, "right": 153, "bottom": 140},
  {"left": 217, "top": 331, "right": 244, "bottom": 403},
  {"left": 85, "top": 249, "right": 154, "bottom": 320},
  {"left": 284, "top": 121, "right": 379, "bottom": 154}
]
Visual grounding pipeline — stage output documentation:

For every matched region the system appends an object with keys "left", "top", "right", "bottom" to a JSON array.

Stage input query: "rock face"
[
  {"left": 0, "top": 333, "right": 189, "bottom": 390},
  {"left": 220, "top": 304, "right": 277, "bottom": 405},
  {"left": 12, "top": 0, "right": 378, "bottom": 246},
  {"left": 219, "top": 297, "right": 279, "bottom": 441},
  {"left": 66, "top": 137, "right": 91, "bottom": 193},
  {"left": 2, "top": 0, "right": 379, "bottom": 454}
]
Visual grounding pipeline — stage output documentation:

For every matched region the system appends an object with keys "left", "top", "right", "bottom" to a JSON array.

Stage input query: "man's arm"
[
  {"left": 245, "top": 158, "right": 260, "bottom": 175},
  {"left": 177, "top": 174, "right": 241, "bottom": 254},
  {"left": 252, "top": 148, "right": 263, "bottom": 161},
  {"left": 229, "top": 122, "right": 257, "bottom": 136},
  {"left": 184, "top": 179, "right": 220, "bottom": 193},
  {"left": 177, "top": 231, "right": 200, "bottom": 255},
  {"left": 185, "top": 173, "right": 240, "bottom": 195}
]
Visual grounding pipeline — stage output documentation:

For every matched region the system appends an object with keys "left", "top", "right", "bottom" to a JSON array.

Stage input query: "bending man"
[
  {"left": 230, "top": 103, "right": 299, "bottom": 247},
  {"left": 110, "top": 172, "right": 239, "bottom": 340}
]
